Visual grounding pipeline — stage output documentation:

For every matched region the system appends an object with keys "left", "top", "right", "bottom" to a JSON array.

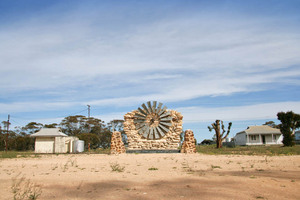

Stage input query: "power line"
[{"left": 6, "top": 115, "right": 10, "bottom": 152}]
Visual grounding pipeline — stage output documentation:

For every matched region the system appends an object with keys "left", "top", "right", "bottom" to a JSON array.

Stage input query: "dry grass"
[{"left": 11, "top": 173, "right": 42, "bottom": 200}]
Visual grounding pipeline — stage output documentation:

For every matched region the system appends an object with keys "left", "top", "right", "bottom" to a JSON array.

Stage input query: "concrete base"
[{"left": 126, "top": 149, "right": 180, "bottom": 154}]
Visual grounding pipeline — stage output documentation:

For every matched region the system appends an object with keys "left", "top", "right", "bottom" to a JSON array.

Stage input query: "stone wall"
[
  {"left": 110, "top": 131, "right": 126, "bottom": 154},
  {"left": 181, "top": 129, "right": 196, "bottom": 153},
  {"left": 124, "top": 110, "right": 183, "bottom": 150}
]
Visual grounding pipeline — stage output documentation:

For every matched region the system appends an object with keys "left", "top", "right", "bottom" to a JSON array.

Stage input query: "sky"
[{"left": 0, "top": 0, "right": 300, "bottom": 142}]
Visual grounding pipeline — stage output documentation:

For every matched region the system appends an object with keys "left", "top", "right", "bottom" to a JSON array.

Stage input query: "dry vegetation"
[{"left": 0, "top": 146, "right": 300, "bottom": 199}]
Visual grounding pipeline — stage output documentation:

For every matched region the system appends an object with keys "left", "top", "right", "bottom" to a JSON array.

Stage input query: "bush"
[{"left": 77, "top": 133, "right": 100, "bottom": 150}]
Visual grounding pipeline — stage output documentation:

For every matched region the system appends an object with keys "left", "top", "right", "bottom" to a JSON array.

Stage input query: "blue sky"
[{"left": 1, "top": 0, "right": 300, "bottom": 142}]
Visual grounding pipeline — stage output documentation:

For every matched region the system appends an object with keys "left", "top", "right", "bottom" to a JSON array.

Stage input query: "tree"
[
  {"left": 60, "top": 115, "right": 105, "bottom": 136},
  {"left": 21, "top": 122, "right": 43, "bottom": 135},
  {"left": 107, "top": 119, "right": 127, "bottom": 145},
  {"left": 44, "top": 123, "right": 58, "bottom": 128},
  {"left": 208, "top": 120, "right": 232, "bottom": 148},
  {"left": 14, "top": 136, "right": 35, "bottom": 151},
  {"left": 277, "top": 111, "right": 300, "bottom": 146},
  {"left": 263, "top": 121, "right": 279, "bottom": 129},
  {"left": 98, "top": 129, "right": 112, "bottom": 148},
  {"left": 201, "top": 139, "right": 214, "bottom": 145},
  {"left": 77, "top": 133, "right": 100, "bottom": 150},
  {"left": 60, "top": 115, "right": 86, "bottom": 135}
]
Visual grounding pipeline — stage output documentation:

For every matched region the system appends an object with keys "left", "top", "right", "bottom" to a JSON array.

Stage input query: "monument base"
[{"left": 126, "top": 149, "right": 180, "bottom": 154}]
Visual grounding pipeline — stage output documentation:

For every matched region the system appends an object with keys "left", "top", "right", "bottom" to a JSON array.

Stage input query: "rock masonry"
[
  {"left": 110, "top": 131, "right": 126, "bottom": 154},
  {"left": 181, "top": 129, "right": 197, "bottom": 153},
  {"left": 124, "top": 110, "right": 183, "bottom": 150}
]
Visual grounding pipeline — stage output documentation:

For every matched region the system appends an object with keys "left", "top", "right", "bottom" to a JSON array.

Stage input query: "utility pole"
[
  {"left": 87, "top": 105, "right": 90, "bottom": 118},
  {"left": 5, "top": 114, "right": 10, "bottom": 152}
]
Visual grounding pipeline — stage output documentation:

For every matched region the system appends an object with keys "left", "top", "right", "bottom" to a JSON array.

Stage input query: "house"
[
  {"left": 30, "top": 128, "right": 80, "bottom": 153},
  {"left": 234, "top": 125, "right": 283, "bottom": 146}
]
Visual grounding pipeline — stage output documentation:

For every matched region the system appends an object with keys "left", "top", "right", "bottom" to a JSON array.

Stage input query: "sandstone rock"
[
  {"left": 124, "top": 109, "right": 183, "bottom": 150},
  {"left": 181, "top": 129, "right": 197, "bottom": 153},
  {"left": 110, "top": 131, "right": 126, "bottom": 154}
]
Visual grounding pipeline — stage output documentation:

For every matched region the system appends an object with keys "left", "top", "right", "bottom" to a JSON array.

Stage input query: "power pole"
[
  {"left": 5, "top": 114, "right": 10, "bottom": 152},
  {"left": 87, "top": 105, "right": 90, "bottom": 118}
]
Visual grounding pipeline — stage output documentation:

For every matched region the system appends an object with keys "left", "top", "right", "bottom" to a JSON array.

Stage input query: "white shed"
[
  {"left": 234, "top": 125, "right": 283, "bottom": 146},
  {"left": 30, "top": 128, "right": 79, "bottom": 153}
]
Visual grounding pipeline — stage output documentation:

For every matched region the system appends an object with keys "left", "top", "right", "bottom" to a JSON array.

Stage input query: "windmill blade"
[
  {"left": 156, "top": 102, "right": 163, "bottom": 114},
  {"left": 158, "top": 124, "right": 170, "bottom": 133},
  {"left": 138, "top": 107, "right": 147, "bottom": 116},
  {"left": 147, "top": 101, "right": 153, "bottom": 113},
  {"left": 135, "top": 113, "right": 146, "bottom": 119},
  {"left": 160, "top": 121, "right": 172, "bottom": 127},
  {"left": 138, "top": 125, "right": 147, "bottom": 135},
  {"left": 152, "top": 101, "right": 157, "bottom": 113},
  {"left": 134, "top": 119, "right": 145, "bottom": 123},
  {"left": 154, "top": 127, "right": 160, "bottom": 139},
  {"left": 136, "top": 122, "right": 146, "bottom": 130},
  {"left": 142, "top": 131, "right": 148, "bottom": 138},
  {"left": 158, "top": 106, "right": 167, "bottom": 115},
  {"left": 149, "top": 127, "right": 154, "bottom": 139},
  {"left": 142, "top": 103, "right": 150, "bottom": 114},
  {"left": 160, "top": 116, "right": 173, "bottom": 122},
  {"left": 159, "top": 111, "right": 171, "bottom": 118},
  {"left": 156, "top": 126, "right": 165, "bottom": 137},
  {"left": 143, "top": 126, "right": 150, "bottom": 138}
]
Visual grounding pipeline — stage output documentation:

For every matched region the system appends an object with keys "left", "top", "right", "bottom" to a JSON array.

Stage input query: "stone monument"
[
  {"left": 180, "top": 129, "right": 197, "bottom": 153},
  {"left": 110, "top": 131, "right": 126, "bottom": 154},
  {"left": 124, "top": 101, "right": 183, "bottom": 152}
]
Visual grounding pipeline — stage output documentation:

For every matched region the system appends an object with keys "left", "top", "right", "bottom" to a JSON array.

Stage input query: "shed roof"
[
  {"left": 30, "top": 128, "right": 67, "bottom": 137},
  {"left": 237, "top": 125, "right": 281, "bottom": 135}
]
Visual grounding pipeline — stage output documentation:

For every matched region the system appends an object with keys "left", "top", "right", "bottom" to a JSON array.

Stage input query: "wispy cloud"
[
  {"left": 1, "top": 1, "right": 300, "bottom": 129},
  {"left": 179, "top": 101, "right": 300, "bottom": 122}
]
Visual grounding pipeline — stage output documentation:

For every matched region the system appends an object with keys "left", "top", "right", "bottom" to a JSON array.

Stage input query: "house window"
[
  {"left": 274, "top": 135, "right": 277, "bottom": 140},
  {"left": 250, "top": 135, "right": 256, "bottom": 140}
]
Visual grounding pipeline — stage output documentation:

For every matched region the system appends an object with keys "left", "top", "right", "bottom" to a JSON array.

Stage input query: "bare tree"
[{"left": 208, "top": 120, "right": 232, "bottom": 148}]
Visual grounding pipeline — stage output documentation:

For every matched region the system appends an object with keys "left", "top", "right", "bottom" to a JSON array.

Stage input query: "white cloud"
[
  {"left": 178, "top": 101, "right": 300, "bottom": 123},
  {"left": 1, "top": 4, "right": 300, "bottom": 127},
  {"left": 0, "top": 11, "right": 299, "bottom": 99}
]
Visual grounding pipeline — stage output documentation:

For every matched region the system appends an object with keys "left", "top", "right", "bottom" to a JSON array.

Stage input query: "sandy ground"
[{"left": 0, "top": 153, "right": 300, "bottom": 200}]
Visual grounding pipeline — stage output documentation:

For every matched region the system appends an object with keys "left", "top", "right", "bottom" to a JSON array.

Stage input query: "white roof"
[
  {"left": 30, "top": 128, "right": 67, "bottom": 137},
  {"left": 237, "top": 125, "right": 281, "bottom": 135}
]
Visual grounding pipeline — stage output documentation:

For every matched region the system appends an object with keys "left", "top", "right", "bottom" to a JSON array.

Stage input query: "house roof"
[
  {"left": 30, "top": 128, "right": 67, "bottom": 137},
  {"left": 237, "top": 125, "right": 281, "bottom": 135}
]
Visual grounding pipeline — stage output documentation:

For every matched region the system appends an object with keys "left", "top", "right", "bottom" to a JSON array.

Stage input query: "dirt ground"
[{"left": 0, "top": 153, "right": 300, "bottom": 200}]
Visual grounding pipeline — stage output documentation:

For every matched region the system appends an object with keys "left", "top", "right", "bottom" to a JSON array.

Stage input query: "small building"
[
  {"left": 30, "top": 128, "right": 79, "bottom": 153},
  {"left": 234, "top": 125, "right": 283, "bottom": 146}
]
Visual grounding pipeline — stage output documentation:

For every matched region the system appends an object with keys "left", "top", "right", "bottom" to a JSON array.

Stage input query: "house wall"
[
  {"left": 65, "top": 137, "right": 79, "bottom": 153},
  {"left": 234, "top": 132, "right": 246, "bottom": 145},
  {"left": 247, "top": 134, "right": 261, "bottom": 145},
  {"left": 235, "top": 133, "right": 283, "bottom": 146},
  {"left": 55, "top": 137, "right": 66, "bottom": 153},
  {"left": 35, "top": 137, "right": 55, "bottom": 153}
]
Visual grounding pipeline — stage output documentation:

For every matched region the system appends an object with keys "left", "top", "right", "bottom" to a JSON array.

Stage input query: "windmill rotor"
[{"left": 134, "top": 101, "right": 173, "bottom": 140}]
